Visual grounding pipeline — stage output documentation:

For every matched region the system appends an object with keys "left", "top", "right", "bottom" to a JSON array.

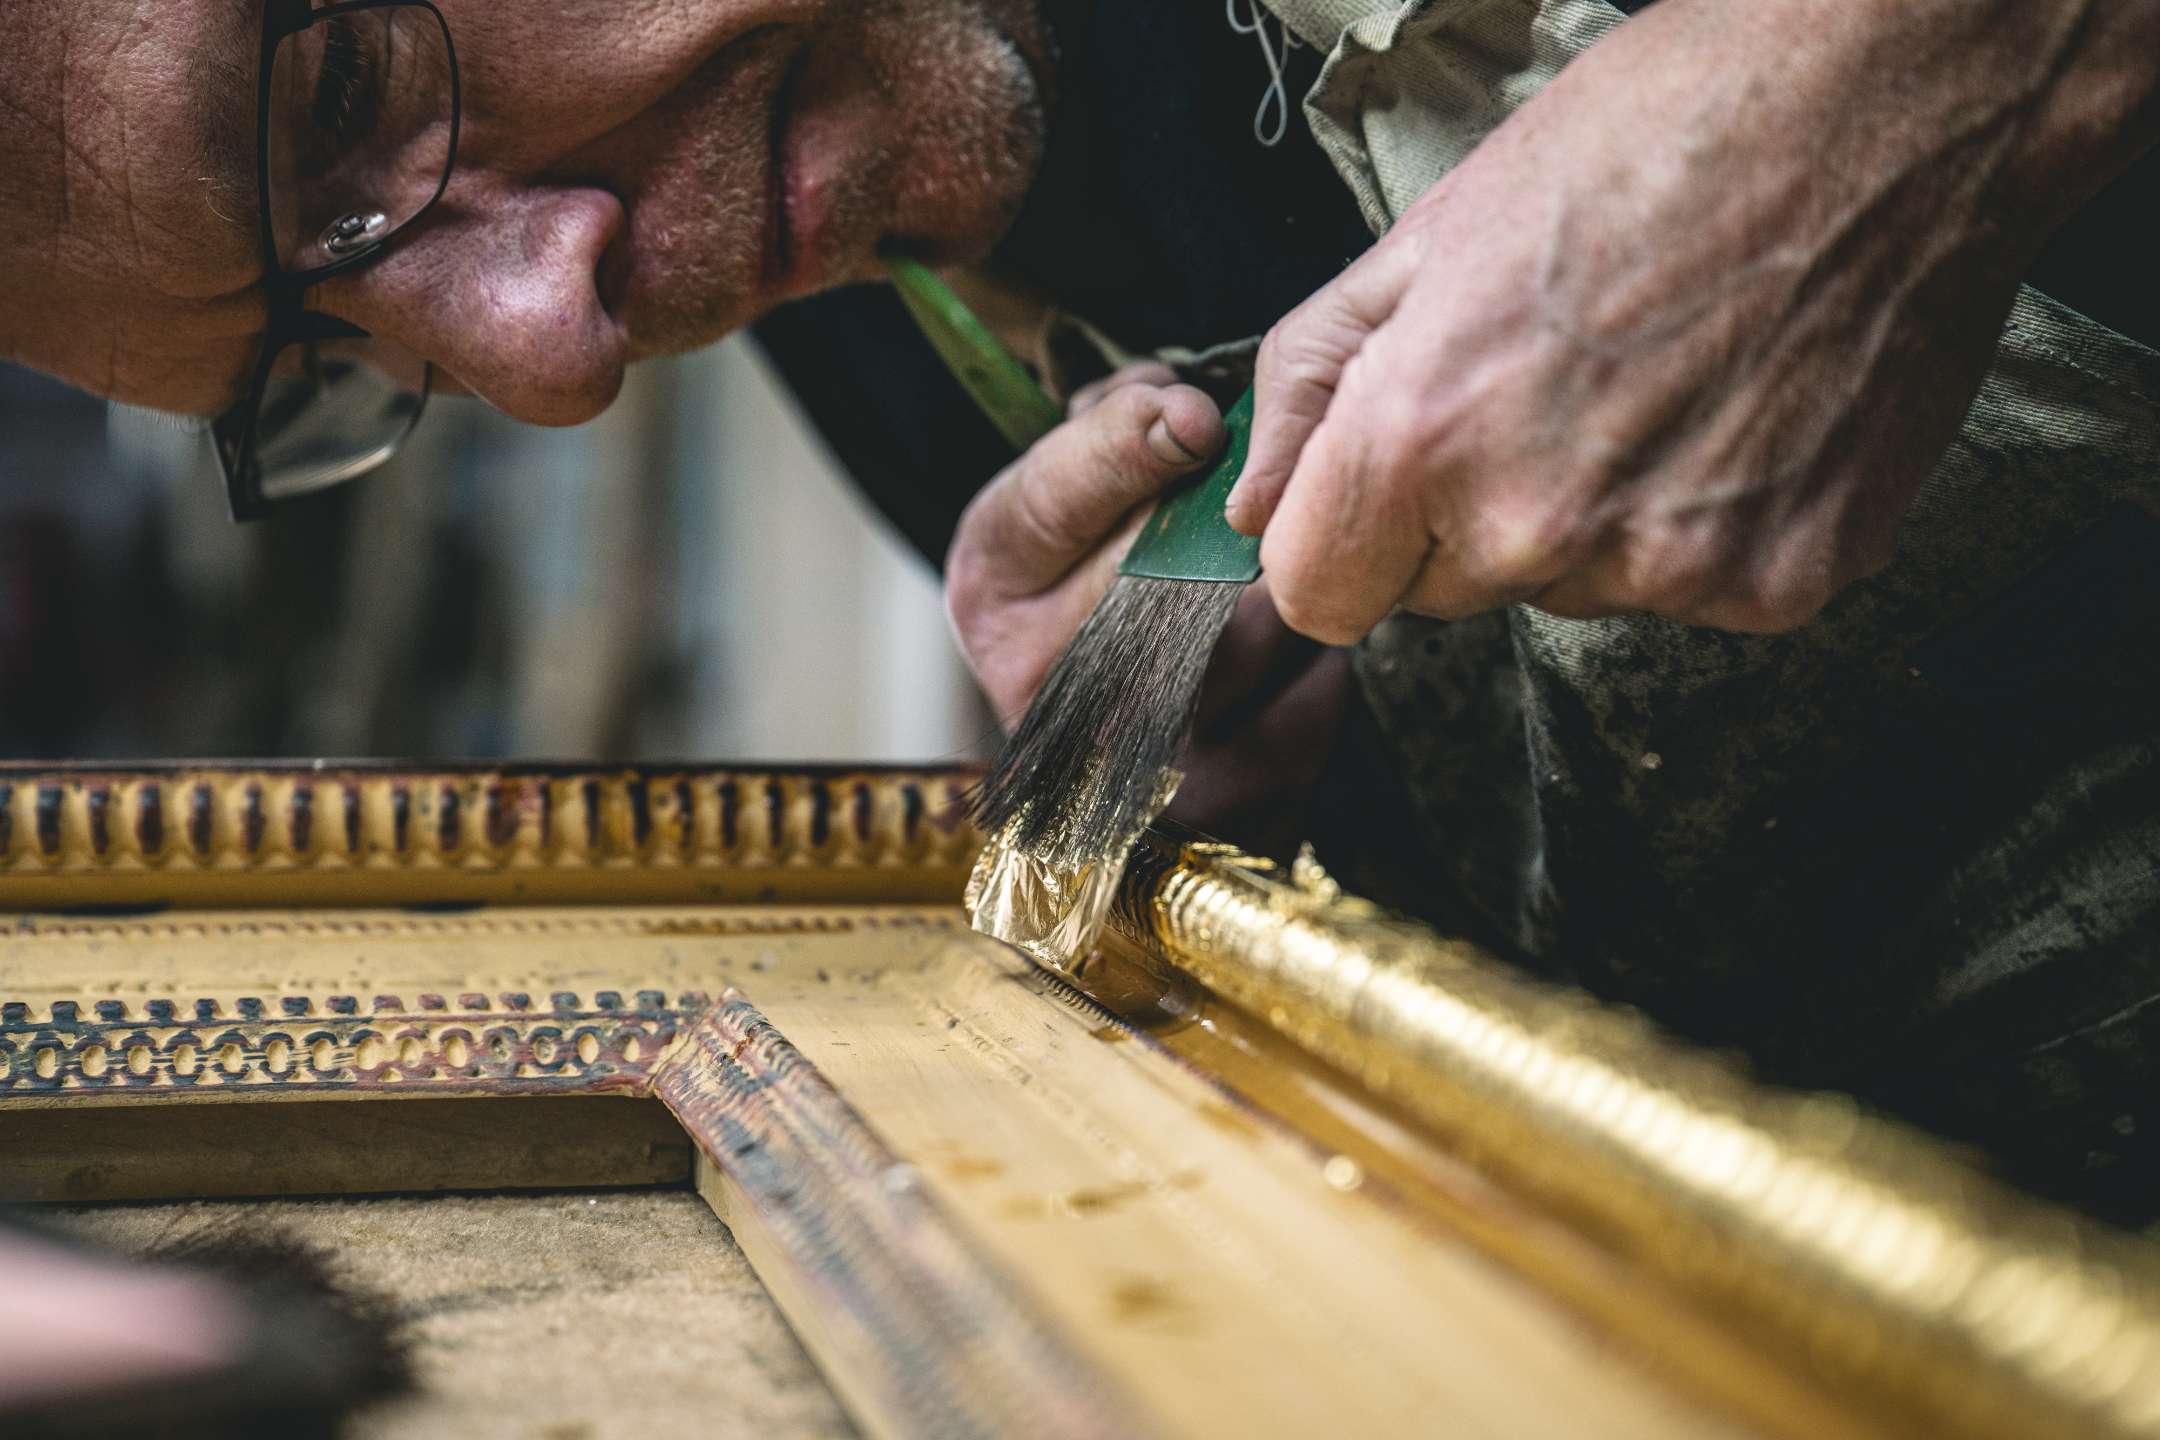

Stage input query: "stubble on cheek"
[
  {"left": 860, "top": 2, "right": 1048, "bottom": 264},
  {"left": 615, "top": 107, "right": 771, "bottom": 356},
  {"left": 592, "top": 20, "right": 808, "bottom": 360},
  {"left": 601, "top": 1, "right": 1050, "bottom": 359}
]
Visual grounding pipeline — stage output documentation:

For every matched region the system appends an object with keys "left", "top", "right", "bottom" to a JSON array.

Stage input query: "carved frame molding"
[{"left": 1, "top": 763, "right": 2155, "bottom": 1440}]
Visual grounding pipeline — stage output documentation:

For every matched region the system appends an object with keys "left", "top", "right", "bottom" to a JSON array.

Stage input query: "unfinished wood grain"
[
  {"left": 14, "top": 889, "right": 2147, "bottom": 1439},
  {"left": 671, "top": 927, "right": 1759, "bottom": 1440},
  {"left": 0, "top": 905, "right": 1779, "bottom": 1439},
  {"left": 665, "top": 998, "right": 1139, "bottom": 1440}
]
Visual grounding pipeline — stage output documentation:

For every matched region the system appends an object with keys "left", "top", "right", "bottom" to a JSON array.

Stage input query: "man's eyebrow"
[{"left": 189, "top": 7, "right": 260, "bottom": 241}]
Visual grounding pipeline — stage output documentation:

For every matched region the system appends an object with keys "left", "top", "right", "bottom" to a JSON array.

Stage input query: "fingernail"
[
  {"left": 1147, "top": 415, "right": 1203, "bottom": 465},
  {"left": 1223, "top": 487, "right": 1257, "bottom": 535}
]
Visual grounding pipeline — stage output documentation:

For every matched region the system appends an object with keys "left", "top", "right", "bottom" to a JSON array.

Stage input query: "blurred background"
[{"left": 0, "top": 342, "right": 995, "bottom": 765}]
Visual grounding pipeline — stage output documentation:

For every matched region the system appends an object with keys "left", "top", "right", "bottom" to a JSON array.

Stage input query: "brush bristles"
[{"left": 971, "top": 575, "right": 1245, "bottom": 871}]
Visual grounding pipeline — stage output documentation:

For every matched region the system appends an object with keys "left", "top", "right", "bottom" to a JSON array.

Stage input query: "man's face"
[{"left": 0, "top": 0, "right": 1052, "bottom": 425}]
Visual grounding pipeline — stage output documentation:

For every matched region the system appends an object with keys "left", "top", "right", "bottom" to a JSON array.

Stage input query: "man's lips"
[
  {"left": 589, "top": 15, "right": 1004, "bottom": 347},
  {"left": 762, "top": 37, "right": 895, "bottom": 305},
  {"left": 589, "top": 24, "right": 808, "bottom": 342}
]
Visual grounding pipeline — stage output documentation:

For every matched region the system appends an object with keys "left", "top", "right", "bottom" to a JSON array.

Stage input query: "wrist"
[
  {"left": 1754, "top": 0, "right": 2160, "bottom": 243},
  {"left": 1992, "top": 1, "right": 2160, "bottom": 231}
]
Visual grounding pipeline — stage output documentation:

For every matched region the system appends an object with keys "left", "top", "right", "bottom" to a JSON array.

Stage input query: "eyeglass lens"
[
  {"left": 267, "top": 4, "right": 456, "bottom": 274},
  {"left": 238, "top": 3, "right": 454, "bottom": 511},
  {"left": 253, "top": 334, "right": 432, "bottom": 503}
]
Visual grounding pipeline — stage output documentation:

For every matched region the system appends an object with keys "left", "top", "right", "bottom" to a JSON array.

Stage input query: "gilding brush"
[
  {"left": 884, "top": 256, "right": 1260, "bottom": 963},
  {"left": 967, "top": 394, "right": 1259, "bottom": 873}
]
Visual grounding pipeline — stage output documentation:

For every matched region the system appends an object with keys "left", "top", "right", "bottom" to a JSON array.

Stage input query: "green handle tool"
[
  {"left": 883, "top": 254, "right": 1064, "bottom": 451},
  {"left": 882, "top": 256, "right": 1261, "bottom": 584}
]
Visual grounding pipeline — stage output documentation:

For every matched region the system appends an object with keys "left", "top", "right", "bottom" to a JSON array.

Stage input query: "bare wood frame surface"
[{"left": 1, "top": 763, "right": 2156, "bottom": 1440}]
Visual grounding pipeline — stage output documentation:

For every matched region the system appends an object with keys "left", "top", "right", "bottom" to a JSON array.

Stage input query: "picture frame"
[{"left": 3, "top": 763, "right": 2155, "bottom": 1439}]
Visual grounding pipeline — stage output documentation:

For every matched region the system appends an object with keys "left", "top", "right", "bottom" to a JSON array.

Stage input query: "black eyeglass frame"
[{"left": 213, "top": 0, "right": 462, "bottom": 522}]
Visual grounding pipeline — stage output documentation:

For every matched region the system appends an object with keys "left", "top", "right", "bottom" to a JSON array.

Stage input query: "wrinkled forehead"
[
  {"left": 11, "top": 1, "right": 261, "bottom": 281},
  {"left": 0, "top": 0, "right": 270, "bottom": 407},
  {"left": 123, "top": 0, "right": 271, "bottom": 297}
]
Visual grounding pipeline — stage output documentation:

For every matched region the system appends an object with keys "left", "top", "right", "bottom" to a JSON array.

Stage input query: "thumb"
[
  {"left": 1228, "top": 236, "right": 1417, "bottom": 537},
  {"left": 956, "top": 382, "right": 1225, "bottom": 598}
]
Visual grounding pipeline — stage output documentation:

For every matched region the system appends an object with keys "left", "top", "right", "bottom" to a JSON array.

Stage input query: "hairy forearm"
[
  {"left": 1713, "top": 0, "right": 2160, "bottom": 247},
  {"left": 1992, "top": 0, "right": 2160, "bottom": 221}
]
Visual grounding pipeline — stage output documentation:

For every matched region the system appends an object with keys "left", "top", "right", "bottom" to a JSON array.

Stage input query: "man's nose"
[{"left": 323, "top": 185, "right": 630, "bottom": 428}]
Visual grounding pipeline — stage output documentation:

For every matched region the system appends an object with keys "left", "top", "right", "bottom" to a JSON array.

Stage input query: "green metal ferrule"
[{"left": 1118, "top": 389, "right": 1262, "bottom": 584}]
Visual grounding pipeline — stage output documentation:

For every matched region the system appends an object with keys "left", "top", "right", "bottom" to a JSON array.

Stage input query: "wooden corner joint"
[{"left": 652, "top": 994, "right": 1140, "bottom": 1440}]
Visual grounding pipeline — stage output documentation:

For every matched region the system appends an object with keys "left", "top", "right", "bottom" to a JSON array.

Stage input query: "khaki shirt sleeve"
[{"left": 1264, "top": 0, "right": 1624, "bottom": 233}]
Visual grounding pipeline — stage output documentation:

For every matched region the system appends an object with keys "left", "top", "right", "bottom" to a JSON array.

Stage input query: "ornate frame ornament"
[{"left": 3, "top": 763, "right": 2157, "bottom": 1440}]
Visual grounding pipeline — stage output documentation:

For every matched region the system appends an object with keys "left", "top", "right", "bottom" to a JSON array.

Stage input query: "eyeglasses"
[{"left": 212, "top": 0, "right": 461, "bottom": 522}]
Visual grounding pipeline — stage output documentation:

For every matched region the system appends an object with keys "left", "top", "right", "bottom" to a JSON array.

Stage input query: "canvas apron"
[{"left": 1261, "top": 0, "right": 2160, "bottom": 1215}]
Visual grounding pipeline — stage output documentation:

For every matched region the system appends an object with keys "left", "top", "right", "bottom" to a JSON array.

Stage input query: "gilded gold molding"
[
  {"left": 1111, "top": 834, "right": 2160, "bottom": 1440},
  {"left": 7, "top": 763, "right": 2158, "bottom": 1437},
  {"left": 3, "top": 906, "right": 954, "bottom": 946},
  {"left": 0, "top": 764, "right": 980, "bottom": 907}
]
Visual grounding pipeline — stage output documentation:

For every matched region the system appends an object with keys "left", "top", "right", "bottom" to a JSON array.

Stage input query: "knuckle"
[
  {"left": 1095, "top": 379, "right": 1165, "bottom": 436},
  {"left": 1710, "top": 582, "right": 1830, "bottom": 634},
  {"left": 1271, "top": 591, "right": 1350, "bottom": 644},
  {"left": 1337, "top": 385, "right": 1440, "bottom": 489},
  {"left": 942, "top": 580, "right": 992, "bottom": 667},
  {"left": 941, "top": 533, "right": 997, "bottom": 626},
  {"left": 998, "top": 401, "right": 1176, "bottom": 560},
  {"left": 945, "top": 480, "right": 1005, "bottom": 573},
  {"left": 1267, "top": 567, "right": 1365, "bottom": 645},
  {"left": 1099, "top": 390, "right": 1175, "bottom": 474},
  {"left": 1071, "top": 362, "right": 1175, "bottom": 416},
  {"left": 1257, "top": 313, "right": 1338, "bottom": 392},
  {"left": 1112, "top": 360, "right": 1178, "bottom": 388},
  {"left": 1066, "top": 379, "right": 1111, "bottom": 417},
  {"left": 941, "top": 582, "right": 976, "bottom": 650},
  {"left": 1001, "top": 448, "right": 1099, "bottom": 558},
  {"left": 1755, "top": 534, "right": 1844, "bottom": 630},
  {"left": 1463, "top": 493, "right": 1580, "bottom": 588},
  {"left": 1354, "top": 356, "right": 1424, "bottom": 438},
  {"left": 1008, "top": 478, "right": 1084, "bottom": 558},
  {"left": 1615, "top": 529, "right": 1727, "bottom": 612}
]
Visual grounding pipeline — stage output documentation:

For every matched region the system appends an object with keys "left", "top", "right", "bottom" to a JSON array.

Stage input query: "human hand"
[
  {"left": 0, "top": 1225, "right": 247, "bottom": 1414},
  {"left": 1228, "top": 0, "right": 2101, "bottom": 639},
  {"left": 945, "top": 362, "right": 1228, "bottom": 722}
]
